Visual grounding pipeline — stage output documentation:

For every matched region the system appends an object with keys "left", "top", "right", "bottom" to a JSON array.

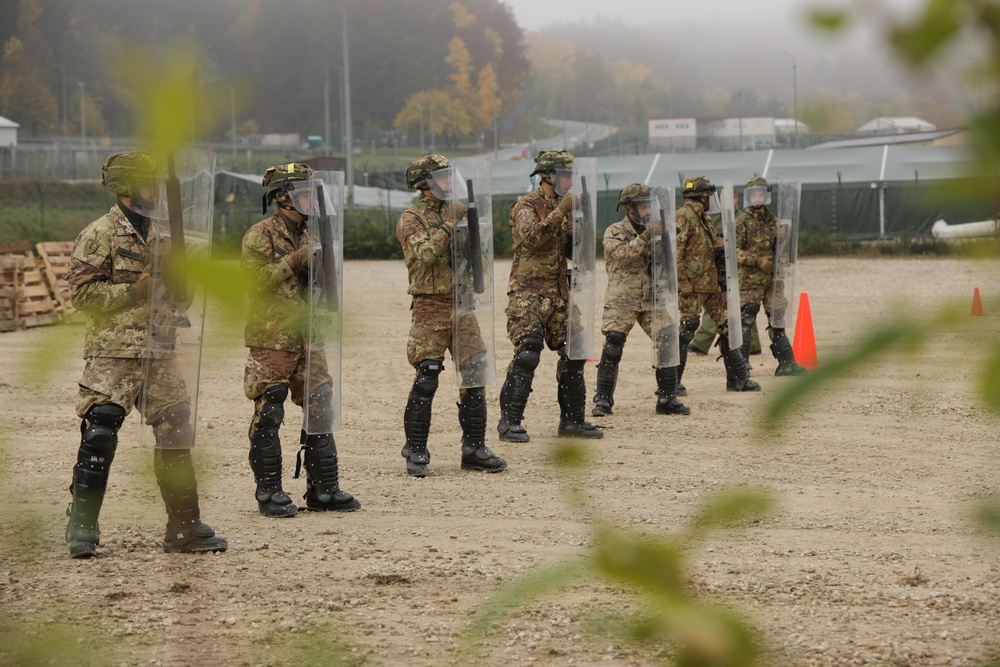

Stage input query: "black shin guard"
[
  {"left": 557, "top": 359, "right": 603, "bottom": 439},
  {"left": 299, "top": 431, "right": 360, "bottom": 510},
  {"left": 497, "top": 335, "right": 542, "bottom": 442},
  {"left": 770, "top": 328, "right": 807, "bottom": 376},
  {"left": 740, "top": 304, "right": 760, "bottom": 365},
  {"left": 402, "top": 359, "right": 441, "bottom": 476},
  {"left": 592, "top": 332, "right": 626, "bottom": 416},
  {"left": 154, "top": 449, "right": 227, "bottom": 553},
  {"left": 655, "top": 366, "right": 691, "bottom": 415},
  {"left": 458, "top": 387, "right": 506, "bottom": 472},
  {"left": 248, "top": 384, "right": 297, "bottom": 517},
  {"left": 66, "top": 404, "right": 125, "bottom": 558},
  {"left": 720, "top": 334, "right": 761, "bottom": 392},
  {"left": 677, "top": 317, "right": 701, "bottom": 390}
]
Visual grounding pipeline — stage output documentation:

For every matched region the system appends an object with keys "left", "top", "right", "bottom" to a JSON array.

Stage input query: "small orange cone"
[
  {"left": 792, "top": 292, "right": 818, "bottom": 370},
  {"left": 971, "top": 287, "right": 984, "bottom": 316}
]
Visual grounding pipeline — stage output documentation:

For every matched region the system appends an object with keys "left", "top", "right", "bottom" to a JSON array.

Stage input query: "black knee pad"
[
  {"left": 513, "top": 335, "right": 543, "bottom": 374},
  {"left": 81, "top": 404, "right": 126, "bottom": 454},
  {"left": 459, "top": 351, "right": 489, "bottom": 386},
  {"left": 154, "top": 402, "right": 194, "bottom": 449},
  {"left": 678, "top": 318, "right": 701, "bottom": 346},
  {"left": 258, "top": 384, "right": 288, "bottom": 429},
  {"left": 306, "top": 383, "right": 335, "bottom": 433},
  {"left": 741, "top": 303, "right": 760, "bottom": 329},
  {"left": 413, "top": 360, "right": 443, "bottom": 399},
  {"left": 602, "top": 331, "right": 627, "bottom": 362}
]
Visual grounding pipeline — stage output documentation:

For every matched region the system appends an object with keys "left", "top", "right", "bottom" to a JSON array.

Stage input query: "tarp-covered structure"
[{"left": 491, "top": 145, "right": 994, "bottom": 239}]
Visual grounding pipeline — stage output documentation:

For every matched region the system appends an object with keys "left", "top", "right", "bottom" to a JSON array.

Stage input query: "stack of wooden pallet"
[
  {"left": 0, "top": 240, "right": 61, "bottom": 331},
  {"left": 36, "top": 241, "right": 80, "bottom": 321}
]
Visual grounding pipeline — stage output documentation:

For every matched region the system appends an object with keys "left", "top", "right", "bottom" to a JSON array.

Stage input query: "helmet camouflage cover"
[
  {"left": 405, "top": 153, "right": 450, "bottom": 190},
  {"left": 101, "top": 151, "right": 160, "bottom": 196},
  {"left": 262, "top": 162, "right": 313, "bottom": 213},
  {"left": 682, "top": 175, "right": 716, "bottom": 199},
  {"left": 617, "top": 183, "right": 652, "bottom": 211},
  {"left": 745, "top": 176, "right": 770, "bottom": 189},
  {"left": 530, "top": 149, "right": 574, "bottom": 177}
]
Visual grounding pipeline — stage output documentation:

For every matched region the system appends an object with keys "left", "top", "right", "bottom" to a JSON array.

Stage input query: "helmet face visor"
[
  {"left": 284, "top": 179, "right": 320, "bottom": 216},
  {"left": 550, "top": 168, "right": 573, "bottom": 197},
  {"left": 425, "top": 166, "right": 468, "bottom": 201},
  {"left": 705, "top": 192, "right": 722, "bottom": 216},
  {"left": 743, "top": 185, "right": 771, "bottom": 208},
  {"left": 625, "top": 197, "right": 653, "bottom": 226}
]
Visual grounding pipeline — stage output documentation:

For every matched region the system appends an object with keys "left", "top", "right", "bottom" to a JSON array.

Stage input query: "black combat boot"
[
  {"left": 592, "top": 331, "right": 625, "bottom": 416},
  {"left": 720, "top": 335, "right": 761, "bottom": 392},
  {"left": 297, "top": 431, "right": 361, "bottom": 511},
  {"left": 401, "top": 360, "right": 441, "bottom": 476},
  {"left": 458, "top": 387, "right": 507, "bottom": 472},
  {"left": 66, "top": 404, "right": 125, "bottom": 558},
  {"left": 154, "top": 449, "right": 228, "bottom": 554},
  {"left": 248, "top": 385, "right": 297, "bottom": 518},
  {"left": 497, "top": 335, "right": 542, "bottom": 442},
  {"left": 770, "top": 328, "right": 807, "bottom": 376},
  {"left": 557, "top": 359, "right": 604, "bottom": 438},
  {"left": 655, "top": 366, "right": 691, "bottom": 415}
]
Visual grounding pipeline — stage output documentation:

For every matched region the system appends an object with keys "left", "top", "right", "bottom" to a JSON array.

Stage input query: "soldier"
[
  {"left": 736, "top": 176, "right": 806, "bottom": 375},
  {"left": 241, "top": 163, "right": 359, "bottom": 516},
  {"left": 496, "top": 150, "right": 603, "bottom": 442},
  {"left": 676, "top": 175, "right": 760, "bottom": 392},
  {"left": 64, "top": 151, "right": 227, "bottom": 558},
  {"left": 592, "top": 184, "right": 689, "bottom": 417},
  {"left": 396, "top": 154, "right": 507, "bottom": 477}
]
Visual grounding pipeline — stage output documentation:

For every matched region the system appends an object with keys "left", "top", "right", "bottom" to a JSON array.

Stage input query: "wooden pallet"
[
  {"left": 36, "top": 241, "right": 77, "bottom": 315},
  {"left": 0, "top": 242, "right": 59, "bottom": 330}
]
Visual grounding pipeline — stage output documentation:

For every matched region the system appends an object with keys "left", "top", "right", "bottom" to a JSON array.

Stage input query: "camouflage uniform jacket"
[
  {"left": 675, "top": 199, "right": 720, "bottom": 294},
  {"left": 507, "top": 187, "right": 571, "bottom": 299},
  {"left": 396, "top": 194, "right": 465, "bottom": 297},
  {"left": 67, "top": 205, "right": 154, "bottom": 359},
  {"left": 736, "top": 206, "right": 777, "bottom": 291},
  {"left": 602, "top": 217, "right": 652, "bottom": 311},
  {"left": 241, "top": 212, "right": 310, "bottom": 351}
]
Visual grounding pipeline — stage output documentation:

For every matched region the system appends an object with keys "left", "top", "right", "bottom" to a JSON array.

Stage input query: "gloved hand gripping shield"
[
  {"left": 139, "top": 148, "right": 215, "bottom": 447},
  {"left": 567, "top": 157, "right": 598, "bottom": 361},
  {"left": 720, "top": 181, "right": 743, "bottom": 350},
  {"left": 303, "top": 171, "right": 345, "bottom": 435},
  {"left": 770, "top": 181, "right": 801, "bottom": 330},
  {"left": 450, "top": 157, "right": 496, "bottom": 389},
  {"left": 650, "top": 187, "right": 680, "bottom": 368}
]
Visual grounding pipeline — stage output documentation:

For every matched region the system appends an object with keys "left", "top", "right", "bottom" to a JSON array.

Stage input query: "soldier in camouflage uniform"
[
  {"left": 676, "top": 175, "right": 760, "bottom": 392},
  {"left": 241, "top": 163, "right": 359, "bottom": 516},
  {"left": 396, "top": 154, "right": 507, "bottom": 477},
  {"left": 592, "top": 184, "right": 689, "bottom": 417},
  {"left": 496, "top": 150, "right": 603, "bottom": 442},
  {"left": 736, "top": 176, "right": 806, "bottom": 376},
  {"left": 64, "top": 151, "right": 227, "bottom": 558}
]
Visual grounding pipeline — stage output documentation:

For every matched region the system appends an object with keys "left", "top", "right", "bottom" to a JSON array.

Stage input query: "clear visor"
[
  {"left": 743, "top": 185, "right": 771, "bottom": 208},
  {"left": 425, "top": 166, "right": 468, "bottom": 201},
  {"left": 550, "top": 169, "right": 573, "bottom": 197},
  {"left": 628, "top": 197, "right": 654, "bottom": 226},
  {"left": 280, "top": 181, "right": 318, "bottom": 216},
  {"left": 705, "top": 192, "right": 722, "bottom": 216},
  {"left": 138, "top": 180, "right": 170, "bottom": 219}
]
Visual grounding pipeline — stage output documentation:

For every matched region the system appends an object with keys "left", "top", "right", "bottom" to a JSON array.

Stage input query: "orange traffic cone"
[
  {"left": 792, "top": 292, "right": 818, "bottom": 370},
  {"left": 972, "top": 287, "right": 984, "bottom": 316}
]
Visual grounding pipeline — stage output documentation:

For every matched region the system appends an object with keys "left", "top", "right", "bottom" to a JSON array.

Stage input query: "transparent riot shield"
[
  {"left": 567, "top": 157, "right": 598, "bottom": 361},
  {"left": 139, "top": 148, "right": 215, "bottom": 446},
  {"left": 650, "top": 187, "right": 680, "bottom": 368},
  {"left": 771, "top": 182, "right": 801, "bottom": 330},
  {"left": 450, "top": 156, "right": 496, "bottom": 389},
  {"left": 303, "top": 171, "right": 345, "bottom": 435},
  {"left": 720, "top": 181, "right": 743, "bottom": 350}
]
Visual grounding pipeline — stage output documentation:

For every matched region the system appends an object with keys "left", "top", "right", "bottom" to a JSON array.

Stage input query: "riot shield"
[
  {"left": 450, "top": 156, "right": 496, "bottom": 389},
  {"left": 771, "top": 182, "right": 801, "bottom": 330},
  {"left": 139, "top": 148, "right": 215, "bottom": 446},
  {"left": 650, "top": 187, "right": 680, "bottom": 368},
  {"left": 567, "top": 157, "right": 598, "bottom": 361},
  {"left": 720, "top": 181, "right": 743, "bottom": 350},
  {"left": 303, "top": 171, "right": 345, "bottom": 435}
]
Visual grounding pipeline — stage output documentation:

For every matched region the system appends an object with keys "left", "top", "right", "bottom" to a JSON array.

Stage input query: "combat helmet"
[
  {"left": 743, "top": 175, "right": 772, "bottom": 208},
  {"left": 405, "top": 154, "right": 450, "bottom": 190},
  {"left": 616, "top": 183, "right": 652, "bottom": 211},
  {"left": 682, "top": 175, "right": 716, "bottom": 199},
  {"left": 101, "top": 152, "right": 161, "bottom": 216},
  {"left": 262, "top": 163, "right": 313, "bottom": 214},
  {"left": 529, "top": 149, "right": 573, "bottom": 177}
]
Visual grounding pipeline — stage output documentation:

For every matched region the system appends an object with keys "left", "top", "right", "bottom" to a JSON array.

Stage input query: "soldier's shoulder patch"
[
  {"left": 243, "top": 231, "right": 272, "bottom": 256},
  {"left": 83, "top": 239, "right": 99, "bottom": 255}
]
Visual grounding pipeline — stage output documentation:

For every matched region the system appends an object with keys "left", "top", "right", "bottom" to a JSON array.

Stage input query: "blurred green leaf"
[
  {"left": 888, "top": 0, "right": 964, "bottom": 64},
  {"left": 981, "top": 341, "right": 1000, "bottom": 412},
  {"left": 593, "top": 527, "right": 686, "bottom": 597},
  {"left": 808, "top": 8, "right": 850, "bottom": 31},
  {"left": 686, "top": 487, "right": 775, "bottom": 533},
  {"left": 977, "top": 498, "right": 1000, "bottom": 534},
  {"left": 550, "top": 440, "right": 590, "bottom": 468}
]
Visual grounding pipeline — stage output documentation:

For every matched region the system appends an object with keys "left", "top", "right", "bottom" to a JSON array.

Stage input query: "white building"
[
  {"left": 647, "top": 117, "right": 697, "bottom": 152},
  {"left": 857, "top": 116, "right": 936, "bottom": 135},
  {"left": 699, "top": 116, "right": 776, "bottom": 151},
  {"left": 0, "top": 114, "right": 19, "bottom": 147}
]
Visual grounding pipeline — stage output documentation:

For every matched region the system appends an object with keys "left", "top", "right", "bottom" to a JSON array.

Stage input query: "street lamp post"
[
  {"left": 416, "top": 102, "right": 424, "bottom": 153},
  {"left": 782, "top": 52, "right": 797, "bottom": 149},
  {"left": 561, "top": 53, "right": 576, "bottom": 149},
  {"left": 230, "top": 86, "right": 237, "bottom": 164},
  {"left": 970, "top": 57, "right": 982, "bottom": 115}
]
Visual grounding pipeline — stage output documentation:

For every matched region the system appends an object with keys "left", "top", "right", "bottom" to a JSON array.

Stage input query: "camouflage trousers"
[
  {"left": 602, "top": 307, "right": 654, "bottom": 340},
  {"left": 244, "top": 346, "right": 333, "bottom": 411},
  {"left": 407, "top": 296, "right": 485, "bottom": 398},
  {"left": 741, "top": 285, "right": 788, "bottom": 343},
  {"left": 679, "top": 291, "right": 730, "bottom": 338},
  {"left": 505, "top": 291, "right": 578, "bottom": 378},
  {"left": 76, "top": 356, "right": 189, "bottom": 447}
]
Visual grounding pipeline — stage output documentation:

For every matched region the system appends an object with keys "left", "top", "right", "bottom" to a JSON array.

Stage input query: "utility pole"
[
  {"left": 429, "top": 94, "right": 435, "bottom": 152},
  {"left": 78, "top": 82, "right": 86, "bottom": 145},
  {"left": 341, "top": 1, "right": 354, "bottom": 202},
  {"left": 324, "top": 70, "right": 331, "bottom": 157},
  {"left": 230, "top": 86, "right": 237, "bottom": 164},
  {"left": 783, "top": 52, "right": 798, "bottom": 149}
]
